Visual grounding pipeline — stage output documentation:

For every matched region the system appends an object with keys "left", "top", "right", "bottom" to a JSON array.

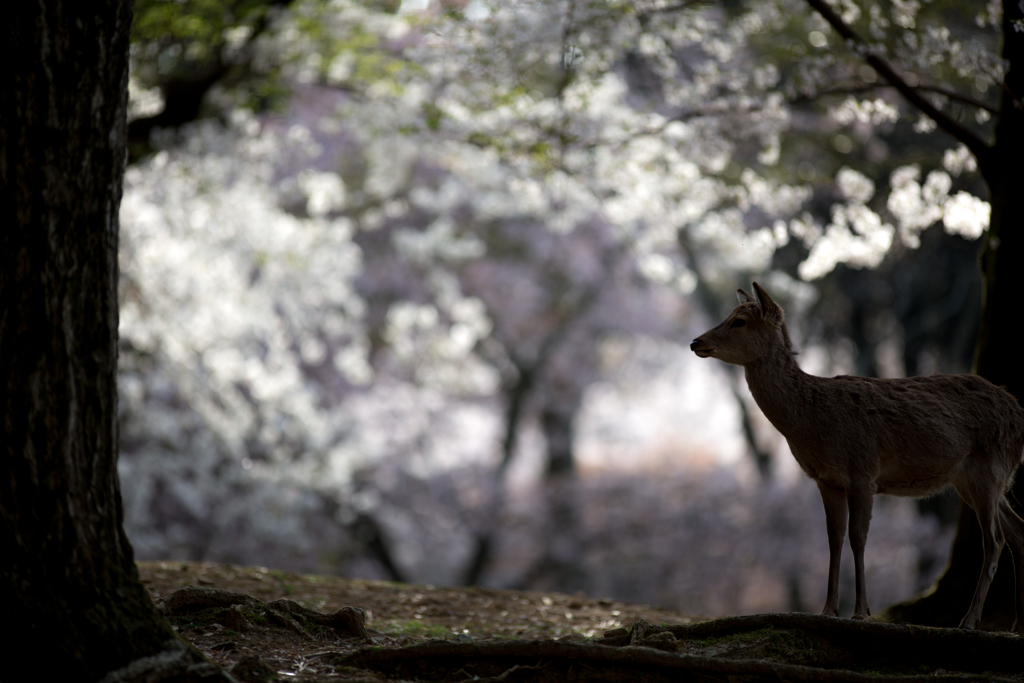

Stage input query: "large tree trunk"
[
  {"left": 0, "top": 3, "right": 204, "bottom": 680},
  {"left": 885, "top": 0, "right": 1024, "bottom": 630}
]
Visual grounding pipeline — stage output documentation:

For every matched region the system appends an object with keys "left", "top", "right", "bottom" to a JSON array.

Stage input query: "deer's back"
[{"left": 781, "top": 373, "right": 1024, "bottom": 496}]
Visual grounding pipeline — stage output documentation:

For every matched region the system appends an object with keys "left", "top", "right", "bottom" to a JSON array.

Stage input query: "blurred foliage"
[
  {"left": 133, "top": 0, "right": 268, "bottom": 47},
  {"left": 117, "top": 0, "right": 1015, "bottom": 613},
  {"left": 132, "top": 0, "right": 284, "bottom": 79},
  {"left": 129, "top": 0, "right": 417, "bottom": 125}
]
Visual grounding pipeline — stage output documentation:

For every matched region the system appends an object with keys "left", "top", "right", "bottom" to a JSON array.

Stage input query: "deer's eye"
[{"left": 730, "top": 318, "right": 746, "bottom": 329}]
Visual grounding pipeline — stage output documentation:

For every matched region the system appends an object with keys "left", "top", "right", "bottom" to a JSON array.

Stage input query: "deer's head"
[{"left": 690, "top": 282, "right": 792, "bottom": 366}]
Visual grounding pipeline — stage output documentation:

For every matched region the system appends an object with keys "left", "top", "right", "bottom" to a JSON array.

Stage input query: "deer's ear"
[
  {"left": 737, "top": 288, "right": 755, "bottom": 305},
  {"left": 752, "top": 282, "right": 783, "bottom": 323}
]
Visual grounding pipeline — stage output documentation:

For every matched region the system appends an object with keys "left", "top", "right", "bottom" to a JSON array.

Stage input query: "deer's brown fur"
[{"left": 690, "top": 282, "right": 1024, "bottom": 630}]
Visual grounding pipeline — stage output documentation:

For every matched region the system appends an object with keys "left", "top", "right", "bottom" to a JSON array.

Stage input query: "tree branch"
[
  {"left": 792, "top": 81, "right": 999, "bottom": 116},
  {"left": 803, "top": 0, "right": 993, "bottom": 169},
  {"left": 914, "top": 85, "right": 1000, "bottom": 115}
]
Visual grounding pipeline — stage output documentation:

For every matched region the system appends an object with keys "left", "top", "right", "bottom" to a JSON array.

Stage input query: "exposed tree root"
[
  {"left": 629, "top": 613, "right": 1024, "bottom": 673},
  {"left": 325, "top": 613, "right": 1023, "bottom": 682},
  {"left": 229, "top": 654, "right": 278, "bottom": 683},
  {"left": 98, "top": 639, "right": 236, "bottom": 683},
  {"left": 158, "top": 586, "right": 264, "bottom": 614},
  {"left": 159, "top": 585, "right": 368, "bottom": 641},
  {"left": 266, "top": 599, "right": 369, "bottom": 640},
  {"left": 158, "top": 586, "right": 1024, "bottom": 681}
]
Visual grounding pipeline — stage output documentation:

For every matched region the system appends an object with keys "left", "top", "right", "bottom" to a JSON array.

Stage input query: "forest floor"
[
  {"left": 138, "top": 560, "right": 1024, "bottom": 682},
  {"left": 139, "top": 560, "right": 693, "bottom": 680}
]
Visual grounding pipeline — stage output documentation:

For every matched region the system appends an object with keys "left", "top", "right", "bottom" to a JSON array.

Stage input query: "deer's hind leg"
[
  {"left": 846, "top": 482, "right": 875, "bottom": 620},
  {"left": 954, "top": 475, "right": 1005, "bottom": 630},
  {"left": 997, "top": 497, "right": 1024, "bottom": 632}
]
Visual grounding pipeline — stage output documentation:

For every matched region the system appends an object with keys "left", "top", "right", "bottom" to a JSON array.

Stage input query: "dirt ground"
[{"left": 138, "top": 560, "right": 700, "bottom": 680}]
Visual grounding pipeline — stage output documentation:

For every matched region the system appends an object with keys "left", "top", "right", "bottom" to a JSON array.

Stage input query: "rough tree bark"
[{"left": 0, "top": 3, "right": 214, "bottom": 680}]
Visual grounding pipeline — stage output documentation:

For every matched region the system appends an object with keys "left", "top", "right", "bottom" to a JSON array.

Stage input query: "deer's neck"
[{"left": 743, "top": 347, "right": 810, "bottom": 437}]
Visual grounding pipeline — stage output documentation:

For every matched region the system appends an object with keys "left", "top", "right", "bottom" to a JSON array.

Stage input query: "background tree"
[
  {"left": 116, "top": 0, "right": 986, "bottom": 618},
  {"left": 0, "top": 2, "right": 220, "bottom": 679}
]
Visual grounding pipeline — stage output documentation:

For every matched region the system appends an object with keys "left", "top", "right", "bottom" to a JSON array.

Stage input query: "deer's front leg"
[
  {"left": 847, "top": 483, "right": 875, "bottom": 620},
  {"left": 817, "top": 483, "right": 847, "bottom": 617}
]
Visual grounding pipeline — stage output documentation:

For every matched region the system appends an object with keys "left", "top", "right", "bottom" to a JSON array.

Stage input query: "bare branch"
[
  {"left": 792, "top": 81, "right": 999, "bottom": 116},
  {"left": 917, "top": 85, "right": 1001, "bottom": 115}
]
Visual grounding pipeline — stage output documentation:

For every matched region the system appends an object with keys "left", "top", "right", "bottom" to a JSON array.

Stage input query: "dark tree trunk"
[
  {"left": 0, "top": 3, "right": 197, "bottom": 679},
  {"left": 520, "top": 404, "right": 588, "bottom": 594},
  {"left": 541, "top": 406, "right": 576, "bottom": 478},
  {"left": 884, "top": 0, "right": 1024, "bottom": 630},
  {"left": 460, "top": 362, "right": 534, "bottom": 586},
  {"left": 974, "top": 1, "right": 1024, "bottom": 409}
]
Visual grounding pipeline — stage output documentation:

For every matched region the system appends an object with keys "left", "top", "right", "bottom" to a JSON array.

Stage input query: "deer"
[{"left": 690, "top": 282, "right": 1024, "bottom": 631}]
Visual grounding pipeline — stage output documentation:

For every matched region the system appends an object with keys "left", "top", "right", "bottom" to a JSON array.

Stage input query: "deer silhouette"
[{"left": 691, "top": 282, "right": 1024, "bottom": 630}]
